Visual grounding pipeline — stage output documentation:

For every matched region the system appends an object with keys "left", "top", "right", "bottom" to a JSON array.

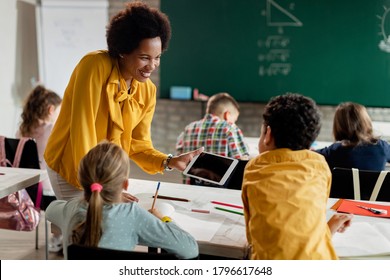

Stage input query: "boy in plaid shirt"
[{"left": 176, "top": 93, "right": 249, "bottom": 185}]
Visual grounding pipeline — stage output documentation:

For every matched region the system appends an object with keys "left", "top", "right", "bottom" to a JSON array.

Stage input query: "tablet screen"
[{"left": 183, "top": 152, "right": 239, "bottom": 186}]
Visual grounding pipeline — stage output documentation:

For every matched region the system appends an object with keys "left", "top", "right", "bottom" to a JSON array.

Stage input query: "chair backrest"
[
  {"left": 67, "top": 244, "right": 178, "bottom": 260},
  {"left": 225, "top": 159, "right": 248, "bottom": 190},
  {"left": 0, "top": 136, "right": 41, "bottom": 205},
  {"left": 331, "top": 167, "right": 390, "bottom": 202}
]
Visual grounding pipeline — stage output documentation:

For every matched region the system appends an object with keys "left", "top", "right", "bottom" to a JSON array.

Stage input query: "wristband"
[
  {"left": 163, "top": 154, "right": 173, "bottom": 171},
  {"left": 161, "top": 216, "right": 172, "bottom": 223}
]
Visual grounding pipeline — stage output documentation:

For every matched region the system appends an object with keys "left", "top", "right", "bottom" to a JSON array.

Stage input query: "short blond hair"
[{"left": 206, "top": 92, "right": 239, "bottom": 116}]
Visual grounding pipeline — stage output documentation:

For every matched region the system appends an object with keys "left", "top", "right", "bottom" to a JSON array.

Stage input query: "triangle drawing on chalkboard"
[{"left": 266, "top": 0, "right": 302, "bottom": 27}]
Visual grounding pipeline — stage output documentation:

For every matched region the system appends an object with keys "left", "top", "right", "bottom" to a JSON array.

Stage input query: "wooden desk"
[
  {"left": 0, "top": 166, "right": 48, "bottom": 198},
  {"left": 128, "top": 178, "right": 247, "bottom": 259}
]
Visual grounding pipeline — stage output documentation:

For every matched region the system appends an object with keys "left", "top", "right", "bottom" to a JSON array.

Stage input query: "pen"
[
  {"left": 356, "top": 205, "right": 388, "bottom": 215},
  {"left": 214, "top": 206, "right": 244, "bottom": 216},
  {"left": 151, "top": 182, "right": 160, "bottom": 210},
  {"left": 211, "top": 200, "right": 243, "bottom": 209},
  {"left": 153, "top": 195, "right": 190, "bottom": 202}
]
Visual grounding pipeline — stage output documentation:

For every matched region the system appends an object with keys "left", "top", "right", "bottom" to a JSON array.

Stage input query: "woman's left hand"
[
  {"left": 168, "top": 147, "right": 204, "bottom": 171},
  {"left": 122, "top": 192, "right": 139, "bottom": 203}
]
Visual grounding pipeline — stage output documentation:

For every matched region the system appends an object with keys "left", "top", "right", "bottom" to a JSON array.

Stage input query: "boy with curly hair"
[{"left": 242, "top": 93, "right": 353, "bottom": 260}]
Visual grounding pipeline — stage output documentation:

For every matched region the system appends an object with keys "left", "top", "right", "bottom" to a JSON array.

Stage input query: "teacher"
[{"left": 44, "top": 1, "right": 202, "bottom": 201}]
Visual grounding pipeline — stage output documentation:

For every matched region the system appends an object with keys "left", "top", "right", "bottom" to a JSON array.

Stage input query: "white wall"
[
  {"left": 0, "top": 0, "right": 20, "bottom": 137},
  {"left": 0, "top": 0, "right": 108, "bottom": 137}
]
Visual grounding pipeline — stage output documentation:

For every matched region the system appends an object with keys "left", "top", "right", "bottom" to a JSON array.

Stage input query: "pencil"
[
  {"left": 211, "top": 200, "right": 243, "bottom": 209},
  {"left": 151, "top": 182, "right": 160, "bottom": 209},
  {"left": 191, "top": 209, "right": 210, "bottom": 214},
  {"left": 153, "top": 195, "right": 190, "bottom": 202},
  {"left": 214, "top": 206, "right": 244, "bottom": 216}
]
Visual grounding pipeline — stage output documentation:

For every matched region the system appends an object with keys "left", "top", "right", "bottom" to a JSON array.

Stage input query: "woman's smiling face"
[{"left": 119, "top": 37, "right": 162, "bottom": 83}]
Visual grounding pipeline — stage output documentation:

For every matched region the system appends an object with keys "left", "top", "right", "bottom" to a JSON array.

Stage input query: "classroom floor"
[{"left": 0, "top": 161, "right": 183, "bottom": 260}]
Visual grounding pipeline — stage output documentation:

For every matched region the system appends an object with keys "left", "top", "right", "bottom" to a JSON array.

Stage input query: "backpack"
[{"left": 0, "top": 136, "right": 41, "bottom": 231}]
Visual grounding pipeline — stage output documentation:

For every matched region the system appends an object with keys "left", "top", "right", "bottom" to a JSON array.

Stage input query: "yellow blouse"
[
  {"left": 242, "top": 148, "right": 338, "bottom": 260},
  {"left": 44, "top": 50, "right": 166, "bottom": 189}
]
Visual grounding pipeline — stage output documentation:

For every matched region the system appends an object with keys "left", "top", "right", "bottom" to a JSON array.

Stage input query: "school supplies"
[
  {"left": 211, "top": 200, "right": 243, "bottom": 209},
  {"left": 356, "top": 205, "right": 387, "bottom": 215},
  {"left": 191, "top": 209, "right": 210, "bottom": 214},
  {"left": 331, "top": 199, "right": 390, "bottom": 218},
  {"left": 214, "top": 207, "right": 243, "bottom": 216},
  {"left": 151, "top": 182, "right": 160, "bottom": 210},
  {"left": 153, "top": 195, "right": 190, "bottom": 202}
]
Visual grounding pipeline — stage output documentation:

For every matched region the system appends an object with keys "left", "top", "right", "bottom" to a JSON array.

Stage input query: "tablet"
[{"left": 183, "top": 152, "right": 239, "bottom": 186}]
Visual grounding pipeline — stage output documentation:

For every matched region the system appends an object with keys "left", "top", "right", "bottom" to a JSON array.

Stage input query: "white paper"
[
  {"left": 172, "top": 211, "right": 225, "bottom": 242},
  {"left": 333, "top": 222, "right": 390, "bottom": 257}
]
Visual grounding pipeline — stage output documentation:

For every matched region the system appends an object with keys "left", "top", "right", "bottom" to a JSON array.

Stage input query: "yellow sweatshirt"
[
  {"left": 242, "top": 148, "right": 338, "bottom": 260},
  {"left": 44, "top": 50, "right": 166, "bottom": 189}
]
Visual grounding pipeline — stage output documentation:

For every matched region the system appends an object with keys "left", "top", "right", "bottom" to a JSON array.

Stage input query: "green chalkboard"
[{"left": 160, "top": 0, "right": 390, "bottom": 107}]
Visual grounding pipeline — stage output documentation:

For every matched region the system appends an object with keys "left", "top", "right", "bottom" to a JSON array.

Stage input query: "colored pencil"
[
  {"left": 211, "top": 200, "right": 243, "bottom": 209},
  {"left": 191, "top": 209, "right": 210, "bottom": 214},
  {"left": 214, "top": 206, "right": 244, "bottom": 216},
  {"left": 153, "top": 195, "right": 190, "bottom": 202}
]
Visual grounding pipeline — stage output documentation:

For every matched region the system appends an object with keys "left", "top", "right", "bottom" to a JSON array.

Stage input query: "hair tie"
[{"left": 90, "top": 183, "right": 103, "bottom": 193}]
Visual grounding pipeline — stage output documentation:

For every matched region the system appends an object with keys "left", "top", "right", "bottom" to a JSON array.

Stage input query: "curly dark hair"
[
  {"left": 106, "top": 1, "right": 171, "bottom": 58},
  {"left": 262, "top": 93, "right": 321, "bottom": 150}
]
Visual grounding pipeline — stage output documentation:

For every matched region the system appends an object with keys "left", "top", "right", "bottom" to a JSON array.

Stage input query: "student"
[
  {"left": 16, "top": 85, "right": 63, "bottom": 252},
  {"left": 44, "top": 1, "right": 202, "bottom": 201},
  {"left": 316, "top": 102, "right": 390, "bottom": 171},
  {"left": 176, "top": 92, "right": 249, "bottom": 185},
  {"left": 45, "top": 141, "right": 199, "bottom": 260},
  {"left": 242, "top": 93, "right": 353, "bottom": 260}
]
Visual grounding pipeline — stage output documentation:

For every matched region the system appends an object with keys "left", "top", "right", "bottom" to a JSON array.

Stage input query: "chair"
[
  {"left": 67, "top": 244, "right": 179, "bottom": 260},
  {"left": 1, "top": 136, "right": 55, "bottom": 249},
  {"left": 224, "top": 159, "right": 248, "bottom": 190},
  {"left": 331, "top": 167, "right": 390, "bottom": 201}
]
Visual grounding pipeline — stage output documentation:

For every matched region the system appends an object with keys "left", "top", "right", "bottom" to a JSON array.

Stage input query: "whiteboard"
[{"left": 36, "top": 0, "right": 108, "bottom": 96}]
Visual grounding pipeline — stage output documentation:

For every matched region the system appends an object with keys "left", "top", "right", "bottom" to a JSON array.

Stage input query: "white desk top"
[
  {"left": 129, "top": 179, "right": 390, "bottom": 259},
  {"left": 128, "top": 178, "right": 247, "bottom": 259},
  {"left": 245, "top": 137, "right": 333, "bottom": 158},
  {"left": 327, "top": 198, "right": 390, "bottom": 259},
  {"left": 0, "top": 166, "right": 48, "bottom": 199}
]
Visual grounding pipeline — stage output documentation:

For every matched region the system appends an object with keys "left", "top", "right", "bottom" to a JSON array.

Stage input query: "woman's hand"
[
  {"left": 122, "top": 192, "right": 139, "bottom": 203},
  {"left": 328, "top": 213, "right": 353, "bottom": 235},
  {"left": 168, "top": 147, "right": 204, "bottom": 171}
]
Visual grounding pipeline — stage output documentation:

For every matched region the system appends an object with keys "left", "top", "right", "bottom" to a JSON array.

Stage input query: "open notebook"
[
  {"left": 331, "top": 199, "right": 390, "bottom": 258},
  {"left": 333, "top": 222, "right": 390, "bottom": 258}
]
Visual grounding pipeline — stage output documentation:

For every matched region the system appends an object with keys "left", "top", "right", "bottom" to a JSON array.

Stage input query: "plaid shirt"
[{"left": 176, "top": 114, "right": 249, "bottom": 158}]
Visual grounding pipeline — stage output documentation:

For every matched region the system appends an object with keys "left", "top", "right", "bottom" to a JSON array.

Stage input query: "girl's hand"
[
  {"left": 149, "top": 208, "right": 164, "bottom": 219},
  {"left": 122, "top": 192, "right": 139, "bottom": 203}
]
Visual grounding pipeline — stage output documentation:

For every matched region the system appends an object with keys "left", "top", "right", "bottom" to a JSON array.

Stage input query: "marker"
[{"left": 214, "top": 206, "right": 244, "bottom": 216}]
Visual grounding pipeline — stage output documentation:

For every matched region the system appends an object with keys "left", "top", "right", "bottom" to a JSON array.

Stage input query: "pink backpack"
[{"left": 0, "top": 136, "right": 41, "bottom": 231}]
